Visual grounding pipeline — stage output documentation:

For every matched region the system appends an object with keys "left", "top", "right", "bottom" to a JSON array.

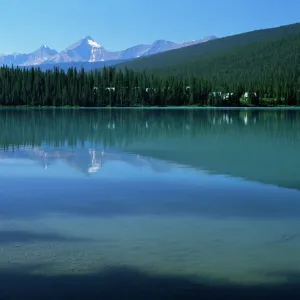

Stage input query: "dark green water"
[{"left": 0, "top": 108, "right": 300, "bottom": 299}]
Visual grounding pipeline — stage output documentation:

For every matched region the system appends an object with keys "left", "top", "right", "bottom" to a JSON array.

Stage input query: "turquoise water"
[{"left": 0, "top": 108, "right": 300, "bottom": 299}]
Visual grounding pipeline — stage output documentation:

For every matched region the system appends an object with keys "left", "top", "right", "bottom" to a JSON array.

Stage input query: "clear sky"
[{"left": 1, "top": 0, "right": 299, "bottom": 53}]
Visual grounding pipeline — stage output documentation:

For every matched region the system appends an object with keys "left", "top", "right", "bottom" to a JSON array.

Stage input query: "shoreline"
[{"left": 1, "top": 105, "right": 300, "bottom": 110}]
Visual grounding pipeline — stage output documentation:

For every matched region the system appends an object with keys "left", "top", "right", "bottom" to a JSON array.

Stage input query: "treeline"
[{"left": 1, "top": 64, "right": 300, "bottom": 107}]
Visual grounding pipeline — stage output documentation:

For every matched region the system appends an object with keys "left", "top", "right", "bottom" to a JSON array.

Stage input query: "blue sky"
[{"left": 1, "top": 0, "right": 299, "bottom": 53}]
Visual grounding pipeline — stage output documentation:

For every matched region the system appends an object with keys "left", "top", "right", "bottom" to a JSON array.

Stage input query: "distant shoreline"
[{"left": 1, "top": 105, "right": 300, "bottom": 110}]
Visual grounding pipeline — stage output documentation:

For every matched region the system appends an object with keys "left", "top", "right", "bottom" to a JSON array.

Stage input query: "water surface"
[{"left": 0, "top": 108, "right": 300, "bottom": 299}]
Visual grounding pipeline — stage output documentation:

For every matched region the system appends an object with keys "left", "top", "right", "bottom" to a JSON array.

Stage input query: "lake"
[{"left": 0, "top": 108, "right": 300, "bottom": 299}]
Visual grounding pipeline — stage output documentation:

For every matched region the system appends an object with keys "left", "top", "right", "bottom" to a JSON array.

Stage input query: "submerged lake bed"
[{"left": 0, "top": 108, "right": 300, "bottom": 299}]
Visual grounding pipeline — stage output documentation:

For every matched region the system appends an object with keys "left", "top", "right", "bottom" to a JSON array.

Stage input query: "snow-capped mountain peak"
[
  {"left": 40, "top": 44, "right": 50, "bottom": 49},
  {"left": 87, "top": 39, "right": 101, "bottom": 48},
  {"left": 82, "top": 36, "right": 102, "bottom": 48},
  {"left": 45, "top": 36, "right": 109, "bottom": 64}
]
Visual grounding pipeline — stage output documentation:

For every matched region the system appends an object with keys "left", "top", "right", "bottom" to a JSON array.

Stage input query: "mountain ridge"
[{"left": 0, "top": 35, "right": 217, "bottom": 67}]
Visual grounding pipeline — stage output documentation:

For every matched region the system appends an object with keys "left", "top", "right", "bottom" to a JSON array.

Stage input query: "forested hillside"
[
  {"left": 117, "top": 22, "right": 300, "bottom": 72},
  {"left": 144, "top": 32, "right": 300, "bottom": 101}
]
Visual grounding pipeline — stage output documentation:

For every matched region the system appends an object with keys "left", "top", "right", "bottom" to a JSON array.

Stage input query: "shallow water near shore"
[{"left": 0, "top": 108, "right": 300, "bottom": 299}]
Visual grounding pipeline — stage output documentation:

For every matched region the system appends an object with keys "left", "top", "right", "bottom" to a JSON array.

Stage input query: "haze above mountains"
[{"left": 0, "top": 35, "right": 217, "bottom": 68}]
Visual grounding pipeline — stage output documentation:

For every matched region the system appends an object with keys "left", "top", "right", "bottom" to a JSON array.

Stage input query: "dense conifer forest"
[
  {"left": 0, "top": 63, "right": 300, "bottom": 107},
  {"left": 1, "top": 23, "right": 300, "bottom": 107}
]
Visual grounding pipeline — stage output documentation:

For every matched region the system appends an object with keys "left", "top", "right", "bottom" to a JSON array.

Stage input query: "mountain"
[
  {"left": 116, "top": 22, "right": 300, "bottom": 74},
  {"left": 117, "top": 44, "right": 150, "bottom": 59},
  {"left": 44, "top": 36, "right": 119, "bottom": 64},
  {"left": 180, "top": 36, "right": 217, "bottom": 47},
  {"left": 43, "top": 36, "right": 216, "bottom": 65},
  {"left": 0, "top": 52, "right": 29, "bottom": 66},
  {"left": 0, "top": 45, "right": 57, "bottom": 66},
  {"left": 22, "top": 45, "right": 58, "bottom": 66},
  {"left": 135, "top": 36, "right": 217, "bottom": 58},
  {"left": 0, "top": 36, "right": 216, "bottom": 68},
  {"left": 142, "top": 40, "right": 178, "bottom": 56}
]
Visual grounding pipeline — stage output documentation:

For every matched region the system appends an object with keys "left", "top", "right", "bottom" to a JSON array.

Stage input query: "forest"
[{"left": 0, "top": 63, "right": 300, "bottom": 107}]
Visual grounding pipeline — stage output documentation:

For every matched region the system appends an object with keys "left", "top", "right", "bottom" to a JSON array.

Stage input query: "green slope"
[
  {"left": 150, "top": 33, "right": 300, "bottom": 81},
  {"left": 117, "top": 22, "right": 300, "bottom": 75}
]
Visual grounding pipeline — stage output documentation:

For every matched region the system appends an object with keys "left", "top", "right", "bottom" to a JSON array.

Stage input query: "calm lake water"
[{"left": 0, "top": 108, "right": 300, "bottom": 299}]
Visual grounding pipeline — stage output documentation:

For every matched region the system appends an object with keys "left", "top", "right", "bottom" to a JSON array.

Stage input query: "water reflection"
[
  {"left": 0, "top": 108, "right": 300, "bottom": 297},
  {"left": 1, "top": 108, "right": 300, "bottom": 188}
]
